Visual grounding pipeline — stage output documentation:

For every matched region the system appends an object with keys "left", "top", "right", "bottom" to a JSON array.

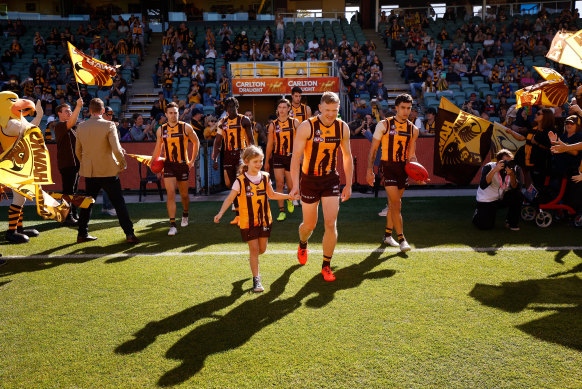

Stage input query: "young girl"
[{"left": 214, "top": 145, "right": 292, "bottom": 293}]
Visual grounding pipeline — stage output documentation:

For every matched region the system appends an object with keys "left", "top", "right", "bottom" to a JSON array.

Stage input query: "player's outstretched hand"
[
  {"left": 416, "top": 178, "right": 431, "bottom": 185},
  {"left": 572, "top": 173, "right": 582, "bottom": 183},
  {"left": 341, "top": 185, "right": 352, "bottom": 202},
  {"left": 214, "top": 214, "right": 222, "bottom": 223}
]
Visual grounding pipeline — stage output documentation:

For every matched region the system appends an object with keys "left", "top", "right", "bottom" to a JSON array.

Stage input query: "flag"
[
  {"left": 35, "top": 187, "right": 71, "bottom": 222},
  {"left": 67, "top": 42, "right": 117, "bottom": 86},
  {"left": 0, "top": 126, "right": 53, "bottom": 200},
  {"left": 433, "top": 97, "right": 493, "bottom": 185},
  {"left": 490, "top": 123, "right": 525, "bottom": 161},
  {"left": 515, "top": 67, "right": 569, "bottom": 108},
  {"left": 546, "top": 30, "right": 582, "bottom": 71},
  {"left": 47, "top": 192, "right": 95, "bottom": 209},
  {"left": 127, "top": 154, "right": 152, "bottom": 166}
]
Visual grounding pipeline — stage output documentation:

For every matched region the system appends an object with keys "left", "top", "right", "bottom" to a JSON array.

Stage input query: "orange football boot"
[{"left": 321, "top": 266, "right": 336, "bottom": 282}]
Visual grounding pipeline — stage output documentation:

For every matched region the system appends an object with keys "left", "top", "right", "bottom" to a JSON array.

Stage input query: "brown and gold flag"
[
  {"left": 127, "top": 154, "right": 152, "bottom": 166},
  {"left": 546, "top": 30, "right": 582, "bottom": 70},
  {"left": 0, "top": 126, "right": 52, "bottom": 200},
  {"left": 515, "top": 67, "right": 569, "bottom": 108},
  {"left": 68, "top": 42, "right": 118, "bottom": 86},
  {"left": 433, "top": 97, "right": 493, "bottom": 185}
]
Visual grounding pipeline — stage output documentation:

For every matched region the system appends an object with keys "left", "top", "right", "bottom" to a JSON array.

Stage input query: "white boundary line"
[{"left": 2, "top": 246, "right": 582, "bottom": 260}]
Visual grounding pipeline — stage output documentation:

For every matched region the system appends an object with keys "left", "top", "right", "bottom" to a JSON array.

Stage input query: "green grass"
[{"left": 1, "top": 197, "right": 581, "bottom": 388}]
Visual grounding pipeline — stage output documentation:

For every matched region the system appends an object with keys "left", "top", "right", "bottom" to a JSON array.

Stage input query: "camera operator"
[{"left": 472, "top": 149, "right": 523, "bottom": 230}]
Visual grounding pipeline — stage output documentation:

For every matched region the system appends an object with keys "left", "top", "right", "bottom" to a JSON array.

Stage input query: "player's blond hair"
[
  {"left": 320, "top": 91, "right": 340, "bottom": 105},
  {"left": 238, "top": 145, "right": 264, "bottom": 175}
]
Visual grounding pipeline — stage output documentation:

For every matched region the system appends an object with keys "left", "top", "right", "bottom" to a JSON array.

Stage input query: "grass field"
[{"left": 1, "top": 196, "right": 581, "bottom": 388}]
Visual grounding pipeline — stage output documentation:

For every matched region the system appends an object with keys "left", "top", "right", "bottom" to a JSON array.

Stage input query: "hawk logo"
[{"left": 457, "top": 117, "right": 483, "bottom": 143}]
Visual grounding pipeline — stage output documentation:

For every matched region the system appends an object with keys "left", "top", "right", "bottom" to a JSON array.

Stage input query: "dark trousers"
[
  {"left": 78, "top": 176, "right": 134, "bottom": 237},
  {"left": 472, "top": 189, "right": 523, "bottom": 230},
  {"left": 60, "top": 166, "right": 79, "bottom": 218}
]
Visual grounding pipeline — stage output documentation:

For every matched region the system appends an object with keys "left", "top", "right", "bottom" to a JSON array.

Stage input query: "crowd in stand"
[{"left": 0, "top": 16, "right": 148, "bottom": 140}]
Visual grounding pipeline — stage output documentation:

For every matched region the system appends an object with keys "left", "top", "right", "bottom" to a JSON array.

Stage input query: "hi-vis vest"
[
  {"left": 236, "top": 171, "right": 273, "bottom": 230},
  {"left": 222, "top": 114, "right": 248, "bottom": 151},
  {"left": 272, "top": 118, "right": 295, "bottom": 156},
  {"left": 380, "top": 117, "right": 412, "bottom": 163},
  {"left": 161, "top": 121, "right": 189, "bottom": 163},
  {"left": 302, "top": 117, "right": 342, "bottom": 176}
]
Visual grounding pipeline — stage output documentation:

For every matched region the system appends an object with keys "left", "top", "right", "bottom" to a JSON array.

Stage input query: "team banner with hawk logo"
[
  {"left": 546, "top": 30, "right": 582, "bottom": 71},
  {"left": 433, "top": 97, "right": 493, "bottom": 185},
  {"left": 489, "top": 123, "right": 526, "bottom": 161},
  {"left": 0, "top": 126, "right": 53, "bottom": 200},
  {"left": 515, "top": 67, "right": 569, "bottom": 108},
  {"left": 67, "top": 42, "right": 118, "bottom": 86}
]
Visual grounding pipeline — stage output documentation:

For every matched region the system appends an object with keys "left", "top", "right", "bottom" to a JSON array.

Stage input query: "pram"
[{"left": 521, "top": 176, "right": 582, "bottom": 227}]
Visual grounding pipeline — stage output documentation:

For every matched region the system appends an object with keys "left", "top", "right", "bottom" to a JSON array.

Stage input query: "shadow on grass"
[
  {"left": 0, "top": 280, "right": 10, "bottom": 288},
  {"left": 470, "top": 275, "right": 582, "bottom": 350},
  {"left": 115, "top": 279, "right": 248, "bottom": 355},
  {"left": 153, "top": 246, "right": 397, "bottom": 386}
]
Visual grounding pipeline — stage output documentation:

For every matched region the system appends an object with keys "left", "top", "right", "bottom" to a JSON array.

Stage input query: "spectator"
[
  {"left": 203, "top": 87, "right": 216, "bottom": 107},
  {"left": 420, "top": 107, "right": 437, "bottom": 136},
  {"left": 218, "top": 22, "right": 232, "bottom": 41},
  {"left": 190, "top": 108, "right": 205, "bottom": 139},
  {"left": 162, "top": 67, "right": 174, "bottom": 100},
  {"left": 276, "top": 14, "right": 285, "bottom": 41},
  {"left": 445, "top": 64, "right": 461, "bottom": 87},
  {"left": 125, "top": 114, "right": 154, "bottom": 141},
  {"left": 118, "top": 119, "right": 131, "bottom": 140},
  {"left": 204, "top": 115, "right": 218, "bottom": 140},
  {"left": 472, "top": 149, "right": 522, "bottom": 230}
]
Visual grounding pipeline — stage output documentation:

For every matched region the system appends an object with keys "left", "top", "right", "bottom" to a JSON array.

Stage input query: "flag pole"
[{"left": 75, "top": 81, "right": 81, "bottom": 98}]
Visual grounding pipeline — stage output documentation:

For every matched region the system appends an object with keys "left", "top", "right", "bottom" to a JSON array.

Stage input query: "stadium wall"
[{"left": 40, "top": 139, "right": 479, "bottom": 194}]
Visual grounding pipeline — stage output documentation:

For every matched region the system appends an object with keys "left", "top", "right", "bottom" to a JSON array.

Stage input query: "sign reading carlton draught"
[
  {"left": 433, "top": 97, "right": 493, "bottom": 185},
  {"left": 232, "top": 77, "right": 340, "bottom": 95}
]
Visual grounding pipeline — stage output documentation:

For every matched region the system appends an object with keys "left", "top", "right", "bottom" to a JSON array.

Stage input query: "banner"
[
  {"left": 546, "top": 30, "right": 582, "bottom": 71},
  {"left": 515, "top": 67, "right": 568, "bottom": 108},
  {"left": 0, "top": 126, "right": 53, "bottom": 200},
  {"left": 433, "top": 97, "right": 493, "bottom": 185},
  {"left": 489, "top": 123, "right": 525, "bottom": 161},
  {"left": 68, "top": 42, "right": 117, "bottom": 86},
  {"left": 47, "top": 192, "right": 95, "bottom": 209},
  {"left": 36, "top": 187, "right": 70, "bottom": 222},
  {"left": 127, "top": 154, "right": 152, "bottom": 166},
  {"left": 231, "top": 77, "right": 340, "bottom": 95}
]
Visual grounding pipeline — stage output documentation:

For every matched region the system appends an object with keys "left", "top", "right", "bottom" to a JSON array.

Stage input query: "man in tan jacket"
[{"left": 75, "top": 98, "right": 139, "bottom": 244}]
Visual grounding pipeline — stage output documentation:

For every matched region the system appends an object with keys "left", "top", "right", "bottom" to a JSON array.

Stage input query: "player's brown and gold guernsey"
[
  {"left": 291, "top": 103, "right": 308, "bottom": 122},
  {"left": 161, "top": 121, "right": 189, "bottom": 163},
  {"left": 223, "top": 114, "right": 248, "bottom": 151},
  {"left": 302, "top": 117, "right": 342, "bottom": 176},
  {"left": 380, "top": 117, "right": 413, "bottom": 163},
  {"left": 273, "top": 118, "right": 296, "bottom": 156},
  {"left": 236, "top": 172, "right": 273, "bottom": 230}
]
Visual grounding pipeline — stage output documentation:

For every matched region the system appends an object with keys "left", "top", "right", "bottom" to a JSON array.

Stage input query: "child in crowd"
[{"left": 214, "top": 145, "right": 292, "bottom": 293}]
